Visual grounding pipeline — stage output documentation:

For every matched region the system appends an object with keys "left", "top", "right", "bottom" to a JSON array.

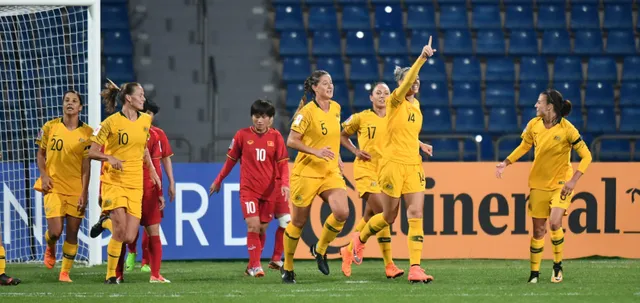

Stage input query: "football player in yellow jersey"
[
  {"left": 33, "top": 90, "right": 93, "bottom": 282},
  {"left": 281, "top": 70, "right": 349, "bottom": 284},
  {"left": 351, "top": 40, "right": 436, "bottom": 283},
  {"left": 496, "top": 89, "right": 592, "bottom": 284},
  {"left": 87, "top": 81, "right": 161, "bottom": 284}
]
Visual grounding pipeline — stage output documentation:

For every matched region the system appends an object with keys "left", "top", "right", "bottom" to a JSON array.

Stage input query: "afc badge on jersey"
[
  {"left": 344, "top": 114, "right": 353, "bottom": 124},
  {"left": 36, "top": 129, "right": 44, "bottom": 141},
  {"left": 293, "top": 114, "right": 303, "bottom": 126}
]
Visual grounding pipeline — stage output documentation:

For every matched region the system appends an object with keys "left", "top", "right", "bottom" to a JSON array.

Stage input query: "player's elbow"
[{"left": 286, "top": 136, "right": 296, "bottom": 149}]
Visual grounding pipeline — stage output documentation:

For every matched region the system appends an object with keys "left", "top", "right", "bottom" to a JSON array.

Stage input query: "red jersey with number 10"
[
  {"left": 227, "top": 127, "right": 288, "bottom": 201},
  {"left": 143, "top": 126, "right": 173, "bottom": 190}
]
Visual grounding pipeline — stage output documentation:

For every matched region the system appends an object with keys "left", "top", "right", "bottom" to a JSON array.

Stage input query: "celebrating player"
[
  {"left": 34, "top": 90, "right": 93, "bottom": 282},
  {"left": 87, "top": 81, "right": 161, "bottom": 284},
  {"left": 495, "top": 89, "right": 592, "bottom": 283},
  {"left": 209, "top": 99, "right": 290, "bottom": 277},
  {"left": 281, "top": 70, "right": 349, "bottom": 284},
  {"left": 350, "top": 41, "right": 436, "bottom": 283},
  {"left": 0, "top": 231, "right": 21, "bottom": 285}
]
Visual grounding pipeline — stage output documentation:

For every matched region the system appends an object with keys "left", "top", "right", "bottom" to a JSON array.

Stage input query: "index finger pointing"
[{"left": 428, "top": 36, "right": 432, "bottom": 47}]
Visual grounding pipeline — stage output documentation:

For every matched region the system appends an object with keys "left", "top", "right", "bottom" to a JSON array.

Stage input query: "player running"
[
  {"left": 350, "top": 41, "right": 436, "bottom": 283},
  {"left": 209, "top": 99, "right": 290, "bottom": 277},
  {"left": 34, "top": 90, "right": 93, "bottom": 282},
  {"left": 495, "top": 89, "right": 592, "bottom": 283}
]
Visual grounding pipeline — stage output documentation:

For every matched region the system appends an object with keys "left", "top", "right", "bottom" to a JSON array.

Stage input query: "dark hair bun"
[{"left": 560, "top": 99, "right": 572, "bottom": 117}]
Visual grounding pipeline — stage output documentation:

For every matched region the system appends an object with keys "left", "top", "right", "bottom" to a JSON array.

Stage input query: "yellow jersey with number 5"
[
  {"left": 341, "top": 109, "right": 387, "bottom": 178},
  {"left": 290, "top": 100, "right": 341, "bottom": 178},
  {"left": 91, "top": 111, "right": 152, "bottom": 189}
]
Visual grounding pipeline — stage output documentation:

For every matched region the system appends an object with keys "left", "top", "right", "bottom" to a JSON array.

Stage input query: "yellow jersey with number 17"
[
  {"left": 91, "top": 111, "right": 152, "bottom": 189},
  {"left": 290, "top": 100, "right": 341, "bottom": 178},
  {"left": 341, "top": 109, "right": 387, "bottom": 178}
]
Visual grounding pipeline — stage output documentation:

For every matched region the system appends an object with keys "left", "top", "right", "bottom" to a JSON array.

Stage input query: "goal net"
[{"left": 0, "top": 4, "right": 99, "bottom": 265}]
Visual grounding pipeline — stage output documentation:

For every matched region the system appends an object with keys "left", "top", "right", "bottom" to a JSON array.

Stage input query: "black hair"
[
  {"left": 250, "top": 99, "right": 275, "bottom": 117},
  {"left": 100, "top": 80, "right": 142, "bottom": 114},
  {"left": 369, "top": 81, "right": 388, "bottom": 96},
  {"left": 63, "top": 90, "right": 83, "bottom": 105},
  {"left": 294, "top": 70, "right": 330, "bottom": 116},
  {"left": 543, "top": 89, "right": 572, "bottom": 121},
  {"left": 143, "top": 100, "right": 160, "bottom": 115}
]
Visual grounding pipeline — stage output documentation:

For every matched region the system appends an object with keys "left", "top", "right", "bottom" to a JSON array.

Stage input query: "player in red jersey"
[{"left": 209, "top": 99, "right": 290, "bottom": 277}]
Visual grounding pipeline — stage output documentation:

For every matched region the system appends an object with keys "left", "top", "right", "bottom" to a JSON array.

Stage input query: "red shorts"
[
  {"left": 141, "top": 186, "right": 163, "bottom": 226},
  {"left": 274, "top": 194, "right": 290, "bottom": 215},
  {"left": 239, "top": 191, "right": 274, "bottom": 223}
]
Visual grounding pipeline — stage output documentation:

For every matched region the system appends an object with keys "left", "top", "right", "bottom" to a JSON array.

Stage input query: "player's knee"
[
  {"left": 49, "top": 229, "right": 62, "bottom": 241},
  {"left": 549, "top": 221, "right": 562, "bottom": 232},
  {"left": 533, "top": 225, "right": 546, "bottom": 239},
  {"left": 332, "top": 208, "right": 349, "bottom": 222},
  {"left": 278, "top": 214, "right": 291, "bottom": 229}
]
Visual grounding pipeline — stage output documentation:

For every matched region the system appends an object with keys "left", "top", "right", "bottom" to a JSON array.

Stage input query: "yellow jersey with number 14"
[
  {"left": 290, "top": 100, "right": 341, "bottom": 178},
  {"left": 91, "top": 111, "right": 152, "bottom": 189},
  {"left": 341, "top": 109, "right": 387, "bottom": 178}
]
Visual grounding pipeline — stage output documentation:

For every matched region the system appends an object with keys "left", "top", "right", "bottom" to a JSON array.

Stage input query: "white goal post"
[{"left": 0, "top": 0, "right": 102, "bottom": 265}]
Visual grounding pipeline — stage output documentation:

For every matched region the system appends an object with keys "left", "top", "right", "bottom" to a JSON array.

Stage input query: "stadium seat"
[
  {"left": 101, "top": 5, "right": 129, "bottom": 30},
  {"left": 352, "top": 82, "right": 375, "bottom": 110},
  {"left": 622, "top": 57, "right": 640, "bottom": 81},
  {"left": 374, "top": 4, "right": 403, "bottom": 31},
  {"left": 345, "top": 30, "right": 375, "bottom": 57},
  {"left": 349, "top": 57, "right": 379, "bottom": 83},
  {"left": 476, "top": 30, "right": 506, "bottom": 56},
  {"left": 105, "top": 55, "right": 134, "bottom": 80},
  {"left": 378, "top": 31, "right": 408, "bottom": 56},
  {"left": 285, "top": 83, "right": 305, "bottom": 110},
  {"left": 597, "top": 139, "right": 632, "bottom": 162},
  {"left": 417, "top": 57, "right": 447, "bottom": 82},
  {"left": 370, "top": 0, "right": 403, "bottom": 4},
  {"left": 620, "top": 108, "right": 640, "bottom": 133},
  {"left": 485, "top": 82, "right": 516, "bottom": 107},
  {"left": 552, "top": 81, "right": 582, "bottom": 108},
  {"left": 428, "top": 138, "right": 460, "bottom": 162},
  {"left": 541, "top": 30, "right": 571, "bottom": 55},
  {"left": 331, "top": 81, "right": 350, "bottom": 110},
  {"left": 570, "top": 4, "right": 599, "bottom": 29},
  {"left": 312, "top": 30, "right": 341, "bottom": 56},
  {"left": 308, "top": 5, "right": 338, "bottom": 31},
  {"left": 536, "top": 0, "right": 568, "bottom": 3},
  {"left": 102, "top": 0, "right": 127, "bottom": 3},
  {"left": 518, "top": 81, "right": 548, "bottom": 108},
  {"left": 272, "top": 0, "right": 306, "bottom": 3},
  {"left": 279, "top": 31, "right": 308, "bottom": 56},
  {"left": 274, "top": 4, "right": 304, "bottom": 31},
  {"left": 102, "top": 30, "right": 132, "bottom": 56},
  {"left": 439, "top": 5, "right": 468, "bottom": 29},
  {"left": 504, "top": 4, "right": 534, "bottom": 30},
  {"left": 586, "top": 57, "right": 617, "bottom": 82},
  {"left": 520, "top": 107, "right": 537, "bottom": 125},
  {"left": 452, "top": 82, "right": 482, "bottom": 107},
  {"left": 496, "top": 137, "right": 528, "bottom": 162},
  {"left": 455, "top": 106, "right": 485, "bottom": 132},
  {"left": 410, "top": 30, "right": 438, "bottom": 56},
  {"left": 382, "top": 56, "right": 410, "bottom": 82},
  {"left": 452, "top": 57, "right": 480, "bottom": 82},
  {"left": 471, "top": 4, "right": 501, "bottom": 29},
  {"left": 603, "top": 4, "right": 633, "bottom": 30},
  {"left": 281, "top": 57, "right": 310, "bottom": 83},
  {"left": 485, "top": 58, "right": 515, "bottom": 82},
  {"left": 418, "top": 81, "right": 449, "bottom": 107},
  {"left": 303, "top": 0, "right": 335, "bottom": 3},
  {"left": 573, "top": 30, "right": 604, "bottom": 55},
  {"left": 553, "top": 56, "right": 583, "bottom": 82},
  {"left": 606, "top": 31, "right": 637, "bottom": 55},
  {"left": 422, "top": 107, "right": 453, "bottom": 133},
  {"left": 406, "top": 5, "right": 436, "bottom": 30},
  {"left": 316, "top": 57, "right": 346, "bottom": 82},
  {"left": 586, "top": 107, "right": 616, "bottom": 133},
  {"left": 488, "top": 107, "right": 519, "bottom": 133},
  {"left": 536, "top": 4, "right": 566, "bottom": 30},
  {"left": 619, "top": 82, "right": 640, "bottom": 108},
  {"left": 341, "top": 5, "right": 371, "bottom": 31},
  {"left": 443, "top": 30, "right": 473, "bottom": 56},
  {"left": 519, "top": 57, "right": 549, "bottom": 83},
  {"left": 584, "top": 81, "right": 615, "bottom": 108},
  {"left": 565, "top": 109, "right": 585, "bottom": 130},
  {"left": 508, "top": 30, "right": 538, "bottom": 56}
]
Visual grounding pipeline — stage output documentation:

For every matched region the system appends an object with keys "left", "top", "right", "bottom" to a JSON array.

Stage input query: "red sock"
[
  {"left": 149, "top": 235, "right": 163, "bottom": 277},
  {"left": 116, "top": 244, "right": 126, "bottom": 278},
  {"left": 272, "top": 227, "right": 285, "bottom": 261},
  {"left": 247, "top": 232, "right": 262, "bottom": 268},
  {"left": 141, "top": 231, "right": 150, "bottom": 266},
  {"left": 259, "top": 232, "right": 266, "bottom": 255},
  {"left": 128, "top": 230, "right": 139, "bottom": 254}
]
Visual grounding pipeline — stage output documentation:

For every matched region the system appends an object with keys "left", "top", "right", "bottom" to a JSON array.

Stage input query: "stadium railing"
[{"left": 591, "top": 134, "right": 640, "bottom": 162}]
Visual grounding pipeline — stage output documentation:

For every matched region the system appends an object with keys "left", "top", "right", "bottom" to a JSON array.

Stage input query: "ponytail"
[
  {"left": 560, "top": 99, "right": 572, "bottom": 117},
  {"left": 291, "top": 70, "right": 329, "bottom": 119},
  {"left": 100, "top": 79, "right": 120, "bottom": 114}
]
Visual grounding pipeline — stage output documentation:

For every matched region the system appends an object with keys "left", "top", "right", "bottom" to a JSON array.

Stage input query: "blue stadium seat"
[
  {"left": 452, "top": 57, "right": 480, "bottom": 81},
  {"left": 102, "top": 0, "right": 127, "bottom": 3},
  {"left": 422, "top": 107, "right": 453, "bottom": 133},
  {"left": 105, "top": 55, "right": 134, "bottom": 80},
  {"left": 428, "top": 138, "right": 460, "bottom": 162},
  {"left": 350, "top": 57, "right": 379, "bottom": 83},
  {"left": 406, "top": 5, "right": 436, "bottom": 30},
  {"left": 418, "top": 57, "right": 447, "bottom": 82},
  {"left": 455, "top": 106, "right": 485, "bottom": 132},
  {"left": 102, "top": 30, "right": 132, "bottom": 56},
  {"left": 536, "top": 0, "right": 568, "bottom": 3},
  {"left": 282, "top": 57, "right": 310, "bottom": 83},
  {"left": 620, "top": 108, "right": 640, "bottom": 133},
  {"left": 552, "top": 81, "right": 582, "bottom": 108},
  {"left": 571, "top": 4, "right": 599, "bottom": 29},
  {"left": 308, "top": 5, "right": 338, "bottom": 31},
  {"left": 486, "top": 58, "right": 515, "bottom": 82},
  {"left": 586, "top": 57, "right": 617, "bottom": 82},
  {"left": 378, "top": 30, "right": 408, "bottom": 56},
  {"left": 452, "top": 82, "right": 482, "bottom": 107},
  {"left": 352, "top": 82, "right": 373, "bottom": 110},
  {"left": 285, "top": 83, "right": 305, "bottom": 110},
  {"left": 496, "top": 137, "right": 527, "bottom": 162},
  {"left": 606, "top": 31, "right": 637, "bottom": 55},
  {"left": 439, "top": 5, "right": 468, "bottom": 29},
  {"left": 553, "top": 56, "right": 582, "bottom": 82},
  {"left": 537, "top": 4, "right": 566, "bottom": 30},
  {"left": 341, "top": 5, "right": 371, "bottom": 31},
  {"left": 476, "top": 30, "right": 506, "bottom": 56},
  {"left": 485, "top": 82, "right": 516, "bottom": 107},
  {"left": 312, "top": 30, "right": 341, "bottom": 56},
  {"left": 573, "top": 30, "right": 604, "bottom": 55},
  {"left": 272, "top": 0, "right": 305, "bottom": 3},
  {"left": 274, "top": 4, "right": 304, "bottom": 31},
  {"left": 509, "top": 30, "right": 538, "bottom": 56},
  {"left": 338, "top": 0, "right": 369, "bottom": 4},
  {"left": 382, "top": 56, "right": 409, "bottom": 82},
  {"left": 565, "top": 109, "right": 585, "bottom": 130},
  {"left": 488, "top": 107, "right": 519, "bottom": 133},
  {"left": 597, "top": 139, "right": 632, "bottom": 162},
  {"left": 520, "top": 107, "right": 538, "bottom": 125},
  {"left": 542, "top": 30, "right": 571, "bottom": 55},
  {"left": 603, "top": 4, "right": 633, "bottom": 30},
  {"left": 584, "top": 81, "right": 615, "bottom": 108},
  {"left": 471, "top": 4, "right": 501, "bottom": 29},
  {"left": 374, "top": 4, "right": 403, "bottom": 31},
  {"left": 619, "top": 82, "right": 640, "bottom": 108},
  {"left": 304, "top": 0, "right": 335, "bottom": 3},
  {"left": 622, "top": 57, "right": 640, "bottom": 81},
  {"left": 410, "top": 30, "right": 438, "bottom": 56},
  {"left": 279, "top": 31, "right": 308, "bottom": 56},
  {"left": 316, "top": 57, "right": 346, "bottom": 82},
  {"left": 586, "top": 107, "right": 616, "bottom": 132},
  {"left": 518, "top": 81, "right": 548, "bottom": 108},
  {"left": 332, "top": 81, "right": 350, "bottom": 107},
  {"left": 345, "top": 30, "right": 375, "bottom": 56},
  {"left": 504, "top": 4, "right": 534, "bottom": 30},
  {"left": 418, "top": 81, "right": 449, "bottom": 107},
  {"left": 519, "top": 57, "right": 549, "bottom": 83},
  {"left": 101, "top": 5, "right": 129, "bottom": 30},
  {"left": 443, "top": 30, "right": 473, "bottom": 55}
]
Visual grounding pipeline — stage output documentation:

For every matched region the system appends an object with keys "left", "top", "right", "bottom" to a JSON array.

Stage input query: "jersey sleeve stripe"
[
  {"left": 226, "top": 154, "right": 237, "bottom": 161},
  {"left": 277, "top": 157, "right": 289, "bottom": 163},
  {"left": 571, "top": 137, "right": 582, "bottom": 145}
]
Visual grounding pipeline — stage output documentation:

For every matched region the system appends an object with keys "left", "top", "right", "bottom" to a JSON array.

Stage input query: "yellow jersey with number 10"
[{"left": 341, "top": 109, "right": 387, "bottom": 178}]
